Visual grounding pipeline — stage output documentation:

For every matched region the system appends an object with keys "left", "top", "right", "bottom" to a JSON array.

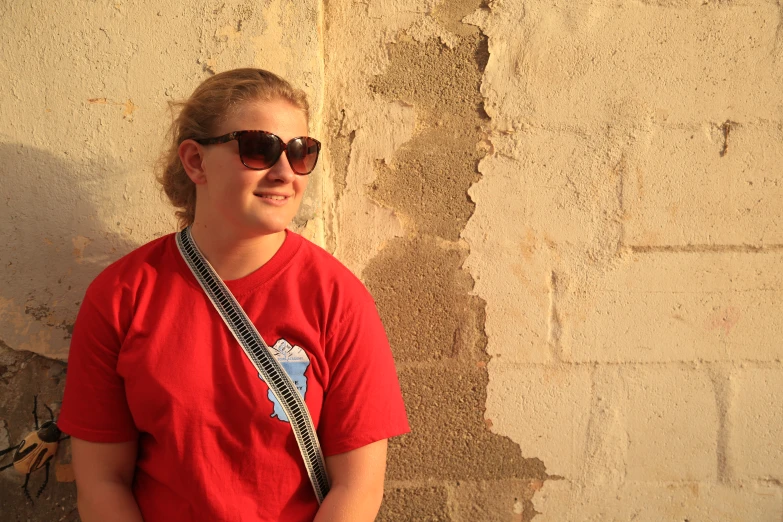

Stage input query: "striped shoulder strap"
[{"left": 175, "top": 227, "right": 330, "bottom": 504}]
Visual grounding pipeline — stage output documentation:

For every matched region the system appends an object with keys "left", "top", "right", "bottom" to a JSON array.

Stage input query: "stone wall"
[{"left": 1, "top": 0, "right": 781, "bottom": 520}]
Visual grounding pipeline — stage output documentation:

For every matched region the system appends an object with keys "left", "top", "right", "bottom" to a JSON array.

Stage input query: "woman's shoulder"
[
  {"left": 87, "top": 233, "right": 176, "bottom": 296},
  {"left": 293, "top": 234, "right": 364, "bottom": 283},
  {"left": 289, "top": 232, "right": 373, "bottom": 303}
]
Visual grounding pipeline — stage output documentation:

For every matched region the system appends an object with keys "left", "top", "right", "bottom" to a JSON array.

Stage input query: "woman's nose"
[{"left": 267, "top": 151, "right": 297, "bottom": 182}]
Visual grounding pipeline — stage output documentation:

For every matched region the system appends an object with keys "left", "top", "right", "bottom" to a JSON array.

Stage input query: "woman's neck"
[{"left": 188, "top": 221, "right": 286, "bottom": 281}]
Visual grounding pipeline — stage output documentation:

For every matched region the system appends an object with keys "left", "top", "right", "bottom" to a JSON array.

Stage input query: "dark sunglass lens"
[
  {"left": 287, "top": 138, "right": 320, "bottom": 174},
  {"left": 239, "top": 132, "right": 281, "bottom": 169}
]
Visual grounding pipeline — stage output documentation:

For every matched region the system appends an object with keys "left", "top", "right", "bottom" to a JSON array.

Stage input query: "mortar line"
[
  {"left": 579, "top": 364, "right": 600, "bottom": 484},
  {"left": 614, "top": 151, "right": 627, "bottom": 256},
  {"left": 384, "top": 479, "right": 447, "bottom": 488},
  {"left": 547, "top": 270, "right": 564, "bottom": 361},
  {"left": 706, "top": 365, "right": 734, "bottom": 484},
  {"left": 473, "top": 360, "right": 783, "bottom": 371},
  {"left": 630, "top": 244, "right": 783, "bottom": 253},
  {"left": 483, "top": 120, "right": 783, "bottom": 138}
]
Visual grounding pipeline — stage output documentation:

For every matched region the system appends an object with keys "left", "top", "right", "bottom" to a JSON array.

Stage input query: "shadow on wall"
[
  {"left": 0, "top": 141, "right": 141, "bottom": 519},
  {"left": 0, "top": 142, "right": 139, "bottom": 359}
]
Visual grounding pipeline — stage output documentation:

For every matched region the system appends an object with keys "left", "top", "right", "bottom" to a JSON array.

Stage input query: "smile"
[{"left": 255, "top": 194, "right": 290, "bottom": 201}]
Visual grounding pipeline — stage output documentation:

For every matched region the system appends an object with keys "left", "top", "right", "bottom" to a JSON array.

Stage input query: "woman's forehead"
[{"left": 218, "top": 99, "right": 309, "bottom": 137}]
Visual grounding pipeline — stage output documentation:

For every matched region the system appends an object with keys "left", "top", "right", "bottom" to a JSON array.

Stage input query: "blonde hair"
[{"left": 156, "top": 68, "right": 310, "bottom": 228}]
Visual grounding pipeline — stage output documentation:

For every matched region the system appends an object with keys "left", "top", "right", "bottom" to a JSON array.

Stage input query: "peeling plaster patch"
[
  {"left": 0, "top": 340, "right": 36, "bottom": 383},
  {"left": 71, "top": 235, "right": 92, "bottom": 263},
  {"left": 24, "top": 303, "right": 51, "bottom": 322},
  {"left": 197, "top": 57, "right": 217, "bottom": 75},
  {"left": 405, "top": 16, "right": 460, "bottom": 48},
  {"left": 370, "top": 34, "right": 487, "bottom": 122},
  {"left": 372, "top": 127, "right": 480, "bottom": 240},
  {"left": 330, "top": 103, "right": 413, "bottom": 275},
  {"left": 0, "top": 297, "right": 71, "bottom": 359},
  {"left": 323, "top": 0, "right": 462, "bottom": 264},
  {"left": 448, "top": 479, "right": 541, "bottom": 522},
  {"left": 462, "top": 0, "right": 527, "bottom": 131},
  {"left": 392, "top": 360, "right": 549, "bottom": 482},
  {"left": 216, "top": 23, "right": 243, "bottom": 45},
  {"left": 289, "top": 218, "right": 319, "bottom": 244},
  {"left": 369, "top": 34, "right": 488, "bottom": 240},
  {"left": 364, "top": 237, "right": 485, "bottom": 362},
  {"left": 432, "top": 0, "right": 484, "bottom": 38},
  {"left": 353, "top": 10, "right": 552, "bottom": 517},
  {"left": 327, "top": 114, "right": 355, "bottom": 208}
]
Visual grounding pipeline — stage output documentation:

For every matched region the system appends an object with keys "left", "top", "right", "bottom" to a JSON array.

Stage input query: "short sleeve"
[
  {"left": 317, "top": 289, "right": 410, "bottom": 456},
  {"left": 58, "top": 277, "right": 139, "bottom": 443}
]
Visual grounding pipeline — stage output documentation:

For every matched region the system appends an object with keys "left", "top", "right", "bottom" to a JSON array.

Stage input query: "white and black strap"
[{"left": 175, "top": 226, "right": 330, "bottom": 504}]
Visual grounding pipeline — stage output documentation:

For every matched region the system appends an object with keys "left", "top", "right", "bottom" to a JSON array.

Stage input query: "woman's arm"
[
  {"left": 313, "top": 439, "right": 388, "bottom": 522},
  {"left": 71, "top": 438, "right": 144, "bottom": 522}
]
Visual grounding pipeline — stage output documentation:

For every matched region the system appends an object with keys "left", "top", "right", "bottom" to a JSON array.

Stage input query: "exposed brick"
[
  {"left": 624, "top": 123, "right": 783, "bottom": 246},
  {"left": 624, "top": 366, "right": 718, "bottom": 482},
  {"left": 634, "top": 0, "right": 780, "bottom": 7},
  {"left": 364, "top": 237, "right": 486, "bottom": 363},
  {"left": 730, "top": 368, "right": 783, "bottom": 481},
  {"left": 377, "top": 484, "right": 450, "bottom": 522},
  {"left": 388, "top": 363, "right": 548, "bottom": 482},
  {"left": 560, "top": 251, "right": 783, "bottom": 363},
  {"left": 449, "top": 479, "right": 540, "bottom": 522},
  {"left": 369, "top": 34, "right": 487, "bottom": 242},
  {"left": 533, "top": 479, "right": 783, "bottom": 522},
  {"left": 485, "top": 364, "right": 592, "bottom": 478}
]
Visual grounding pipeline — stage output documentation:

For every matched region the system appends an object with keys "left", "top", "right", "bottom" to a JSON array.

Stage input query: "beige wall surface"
[{"left": 1, "top": 0, "right": 782, "bottom": 520}]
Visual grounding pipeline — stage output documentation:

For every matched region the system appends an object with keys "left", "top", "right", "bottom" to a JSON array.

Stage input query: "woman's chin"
[{"left": 243, "top": 217, "right": 291, "bottom": 236}]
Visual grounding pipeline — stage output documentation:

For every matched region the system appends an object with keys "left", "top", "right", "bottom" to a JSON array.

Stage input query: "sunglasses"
[{"left": 194, "top": 130, "right": 321, "bottom": 175}]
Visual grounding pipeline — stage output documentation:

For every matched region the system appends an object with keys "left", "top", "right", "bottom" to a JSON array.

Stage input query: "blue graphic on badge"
[{"left": 258, "top": 339, "right": 310, "bottom": 423}]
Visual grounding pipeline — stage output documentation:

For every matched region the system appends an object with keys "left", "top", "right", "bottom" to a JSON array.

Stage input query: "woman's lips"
[{"left": 255, "top": 193, "right": 291, "bottom": 206}]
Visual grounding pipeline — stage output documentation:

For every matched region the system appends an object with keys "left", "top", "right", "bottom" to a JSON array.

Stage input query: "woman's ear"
[{"left": 178, "top": 140, "right": 208, "bottom": 185}]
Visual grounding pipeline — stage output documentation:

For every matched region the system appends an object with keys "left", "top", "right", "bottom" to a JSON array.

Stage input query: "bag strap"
[{"left": 175, "top": 227, "right": 330, "bottom": 504}]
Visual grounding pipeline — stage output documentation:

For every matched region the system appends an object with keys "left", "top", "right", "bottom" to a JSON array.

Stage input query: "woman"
[{"left": 58, "top": 68, "right": 410, "bottom": 522}]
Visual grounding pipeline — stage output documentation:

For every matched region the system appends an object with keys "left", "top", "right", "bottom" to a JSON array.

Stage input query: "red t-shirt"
[{"left": 58, "top": 230, "right": 410, "bottom": 522}]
